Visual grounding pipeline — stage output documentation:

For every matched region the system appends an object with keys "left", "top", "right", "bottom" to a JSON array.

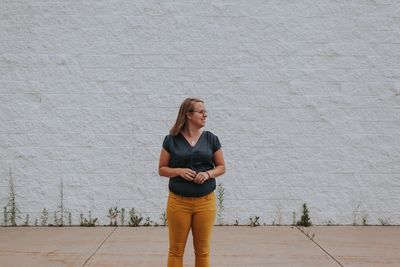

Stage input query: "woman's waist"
[
  {"left": 169, "top": 190, "right": 215, "bottom": 201},
  {"left": 169, "top": 178, "right": 216, "bottom": 197}
]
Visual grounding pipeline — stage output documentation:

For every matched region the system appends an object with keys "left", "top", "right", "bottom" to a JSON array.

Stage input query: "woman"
[{"left": 159, "top": 97, "right": 226, "bottom": 267}]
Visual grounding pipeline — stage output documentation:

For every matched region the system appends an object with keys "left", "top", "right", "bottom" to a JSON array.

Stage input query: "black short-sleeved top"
[{"left": 162, "top": 130, "right": 221, "bottom": 197}]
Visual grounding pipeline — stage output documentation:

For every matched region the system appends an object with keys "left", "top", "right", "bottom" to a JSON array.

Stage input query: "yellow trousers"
[{"left": 167, "top": 191, "right": 216, "bottom": 267}]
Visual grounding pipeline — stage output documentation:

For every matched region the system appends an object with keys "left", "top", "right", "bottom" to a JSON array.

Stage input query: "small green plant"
[
  {"left": 54, "top": 178, "right": 68, "bottom": 226},
  {"left": 108, "top": 206, "right": 120, "bottom": 226},
  {"left": 249, "top": 216, "right": 260, "bottom": 227},
  {"left": 3, "top": 207, "right": 7, "bottom": 226},
  {"left": 378, "top": 217, "right": 391, "bottom": 226},
  {"left": 296, "top": 203, "right": 312, "bottom": 227},
  {"left": 272, "top": 202, "right": 283, "bottom": 226},
  {"left": 5, "top": 168, "right": 21, "bottom": 226},
  {"left": 128, "top": 208, "right": 143, "bottom": 227},
  {"left": 80, "top": 211, "right": 97, "bottom": 227},
  {"left": 40, "top": 208, "right": 49, "bottom": 226},
  {"left": 352, "top": 200, "right": 362, "bottom": 225},
  {"left": 143, "top": 216, "right": 153, "bottom": 226},
  {"left": 53, "top": 211, "right": 57, "bottom": 226},
  {"left": 325, "top": 219, "right": 336, "bottom": 226},
  {"left": 23, "top": 214, "right": 30, "bottom": 226},
  {"left": 361, "top": 214, "right": 368, "bottom": 226},
  {"left": 217, "top": 183, "right": 225, "bottom": 225},
  {"left": 292, "top": 212, "right": 296, "bottom": 226},
  {"left": 68, "top": 212, "right": 72, "bottom": 226},
  {"left": 121, "top": 208, "right": 125, "bottom": 226},
  {"left": 160, "top": 210, "right": 167, "bottom": 226}
]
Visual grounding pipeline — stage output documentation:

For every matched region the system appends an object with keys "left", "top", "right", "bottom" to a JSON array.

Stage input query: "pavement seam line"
[
  {"left": 81, "top": 227, "right": 118, "bottom": 267},
  {"left": 295, "top": 226, "right": 344, "bottom": 267}
]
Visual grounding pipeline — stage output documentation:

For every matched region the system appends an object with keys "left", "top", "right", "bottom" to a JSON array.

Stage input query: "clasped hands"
[{"left": 179, "top": 168, "right": 210, "bottom": 184}]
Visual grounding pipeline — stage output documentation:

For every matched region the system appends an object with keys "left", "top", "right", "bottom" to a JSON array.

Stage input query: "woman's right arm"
[{"left": 158, "top": 148, "right": 196, "bottom": 181}]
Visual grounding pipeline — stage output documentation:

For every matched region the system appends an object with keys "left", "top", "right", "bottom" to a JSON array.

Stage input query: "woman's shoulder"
[
  {"left": 203, "top": 130, "right": 221, "bottom": 151},
  {"left": 204, "top": 130, "right": 218, "bottom": 137},
  {"left": 203, "top": 130, "right": 220, "bottom": 141},
  {"left": 162, "top": 133, "right": 178, "bottom": 152},
  {"left": 164, "top": 133, "right": 177, "bottom": 141}
]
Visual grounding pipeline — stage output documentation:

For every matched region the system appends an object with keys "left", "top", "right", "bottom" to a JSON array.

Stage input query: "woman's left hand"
[{"left": 193, "top": 172, "right": 210, "bottom": 184}]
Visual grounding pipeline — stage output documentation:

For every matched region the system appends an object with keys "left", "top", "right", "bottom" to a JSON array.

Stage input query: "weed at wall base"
[
  {"left": 54, "top": 178, "right": 70, "bottom": 227},
  {"left": 378, "top": 217, "right": 391, "bottom": 226},
  {"left": 80, "top": 211, "right": 98, "bottom": 227},
  {"left": 5, "top": 168, "right": 21, "bottom": 226},
  {"left": 121, "top": 208, "right": 125, "bottom": 226},
  {"left": 40, "top": 208, "right": 49, "bottom": 226},
  {"left": 296, "top": 203, "right": 312, "bottom": 227},
  {"left": 160, "top": 210, "right": 167, "bottom": 226},
  {"left": 23, "top": 214, "right": 29, "bottom": 226},
  {"left": 249, "top": 216, "right": 260, "bottom": 227},
  {"left": 128, "top": 208, "right": 143, "bottom": 227},
  {"left": 108, "top": 206, "right": 120, "bottom": 226},
  {"left": 143, "top": 217, "right": 153, "bottom": 226}
]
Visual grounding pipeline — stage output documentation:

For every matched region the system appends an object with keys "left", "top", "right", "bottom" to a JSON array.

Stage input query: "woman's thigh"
[
  {"left": 167, "top": 194, "right": 193, "bottom": 244},
  {"left": 191, "top": 193, "right": 216, "bottom": 247}
]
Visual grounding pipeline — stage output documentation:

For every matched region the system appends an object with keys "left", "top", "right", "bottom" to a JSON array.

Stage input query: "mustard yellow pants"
[{"left": 167, "top": 191, "right": 216, "bottom": 267}]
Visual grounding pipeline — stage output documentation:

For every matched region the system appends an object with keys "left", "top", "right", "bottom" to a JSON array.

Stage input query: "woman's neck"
[{"left": 182, "top": 125, "right": 202, "bottom": 137}]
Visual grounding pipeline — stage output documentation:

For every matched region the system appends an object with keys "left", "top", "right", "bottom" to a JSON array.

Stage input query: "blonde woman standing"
[{"left": 159, "top": 97, "right": 226, "bottom": 267}]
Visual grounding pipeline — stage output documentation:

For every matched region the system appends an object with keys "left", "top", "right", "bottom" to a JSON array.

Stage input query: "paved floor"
[{"left": 0, "top": 226, "right": 399, "bottom": 267}]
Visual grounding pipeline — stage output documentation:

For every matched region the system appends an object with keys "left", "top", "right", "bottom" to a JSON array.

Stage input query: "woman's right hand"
[{"left": 178, "top": 168, "right": 197, "bottom": 182}]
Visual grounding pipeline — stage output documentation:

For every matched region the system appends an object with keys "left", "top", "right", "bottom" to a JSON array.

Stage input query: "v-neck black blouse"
[{"left": 162, "top": 130, "right": 221, "bottom": 197}]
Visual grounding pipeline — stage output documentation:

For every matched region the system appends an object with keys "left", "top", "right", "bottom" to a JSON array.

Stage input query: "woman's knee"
[
  {"left": 169, "top": 242, "right": 186, "bottom": 257},
  {"left": 193, "top": 238, "right": 211, "bottom": 256}
]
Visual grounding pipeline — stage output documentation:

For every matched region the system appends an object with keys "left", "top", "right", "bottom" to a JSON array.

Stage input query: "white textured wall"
[{"left": 1, "top": 0, "right": 400, "bottom": 226}]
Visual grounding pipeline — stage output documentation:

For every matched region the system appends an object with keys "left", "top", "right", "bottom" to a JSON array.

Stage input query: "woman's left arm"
[
  {"left": 194, "top": 148, "right": 226, "bottom": 184},
  {"left": 207, "top": 148, "right": 225, "bottom": 179}
]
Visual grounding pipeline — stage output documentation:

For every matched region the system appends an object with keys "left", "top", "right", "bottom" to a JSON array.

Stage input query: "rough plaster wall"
[{"left": 1, "top": 0, "right": 399, "bottom": 225}]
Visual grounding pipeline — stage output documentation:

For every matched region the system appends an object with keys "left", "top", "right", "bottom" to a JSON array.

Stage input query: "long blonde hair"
[{"left": 170, "top": 97, "right": 204, "bottom": 136}]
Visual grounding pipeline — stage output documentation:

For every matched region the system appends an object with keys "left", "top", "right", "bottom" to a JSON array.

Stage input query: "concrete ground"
[{"left": 0, "top": 226, "right": 399, "bottom": 267}]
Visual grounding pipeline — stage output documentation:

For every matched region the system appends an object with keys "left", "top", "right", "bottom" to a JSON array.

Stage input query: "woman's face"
[{"left": 188, "top": 101, "right": 207, "bottom": 127}]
